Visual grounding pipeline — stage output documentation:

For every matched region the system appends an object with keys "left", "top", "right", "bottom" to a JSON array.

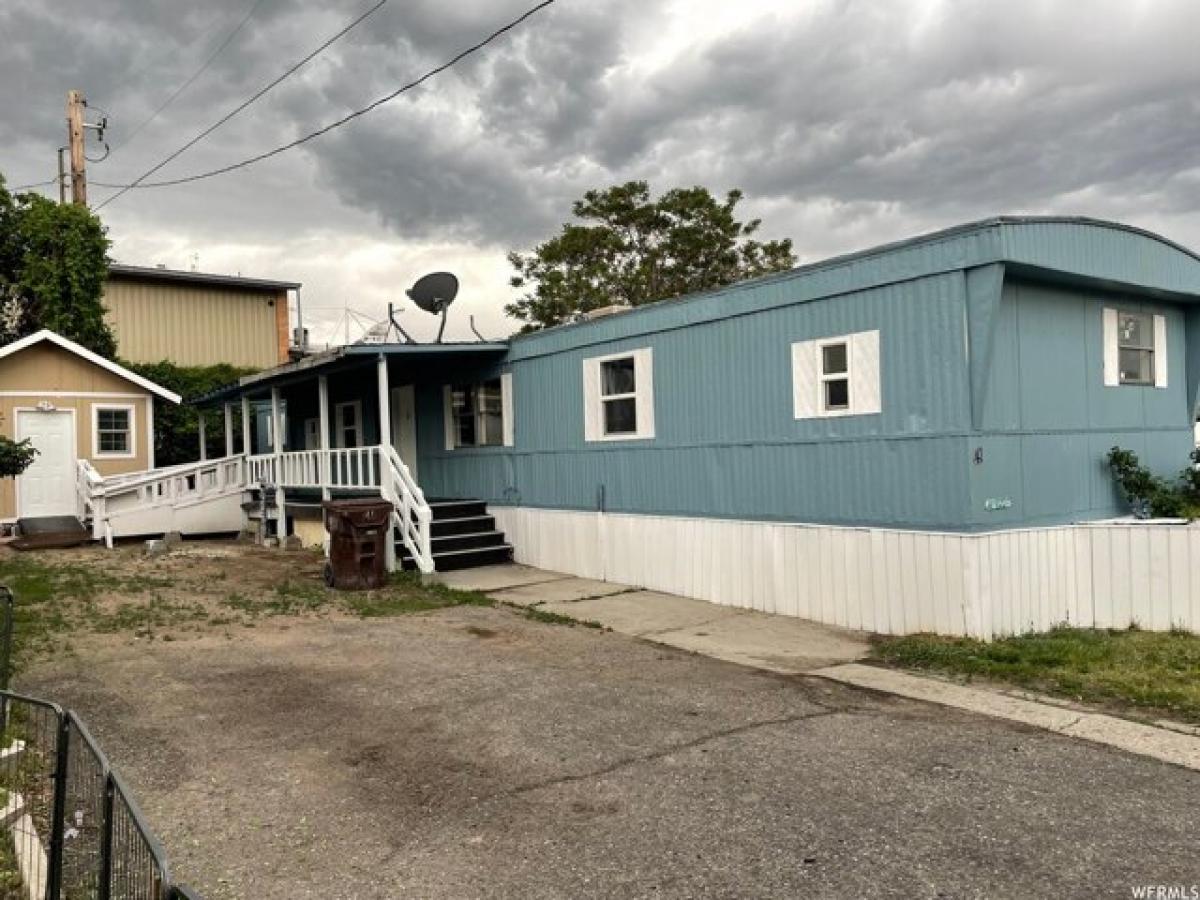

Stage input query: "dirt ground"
[{"left": 9, "top": 543, "right": 1200, "bottom": 898}]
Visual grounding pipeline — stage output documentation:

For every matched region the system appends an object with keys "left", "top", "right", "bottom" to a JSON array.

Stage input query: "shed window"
[
  {"left": 1103, "top": 307, "right": 1167, "bottom": 389},
  {"left": 793, "top": 330, "right": 881, "bottom": 419},
  {"left": 94, "top": 405, "right": 133, "bottom": 457},
  {"left": 583, "top": 348, "right": 655, "bottom": 442},
  {"left": 444, "top": 377, "right": 511, "bottom": 449}
]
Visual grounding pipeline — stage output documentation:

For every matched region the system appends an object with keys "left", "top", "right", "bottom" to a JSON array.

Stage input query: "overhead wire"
[
  {"left": 93, "top": 0, "right": 557, "bottom": 210},
  {"left": 112, "top": 0, "right": 272, "bottom": 153},
  {"left": 95, "top": 0, "right": 391, "bottom": 210}
]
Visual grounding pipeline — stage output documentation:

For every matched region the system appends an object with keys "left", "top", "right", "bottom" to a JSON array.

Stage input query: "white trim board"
[
  {"left": 490, "top": 506, "right": 1200, "bottom": 641},
  {"left": 0, "top": 330, "right": 181, "bottom": 403}
]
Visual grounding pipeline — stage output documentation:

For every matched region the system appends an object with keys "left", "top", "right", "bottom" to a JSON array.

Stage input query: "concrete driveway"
[{"left": 18, "top": 599, "right": 1200, "bottom": 899}]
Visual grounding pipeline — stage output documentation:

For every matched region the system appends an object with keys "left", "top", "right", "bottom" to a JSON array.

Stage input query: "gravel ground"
[{"left": 17, "top": 600, "right": 1200, "bottom": 899}]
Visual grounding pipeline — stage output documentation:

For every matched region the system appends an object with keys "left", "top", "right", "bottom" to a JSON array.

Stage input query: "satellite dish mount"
[{"left": 406, "top": 272, "right": 459, "bottom": 343}]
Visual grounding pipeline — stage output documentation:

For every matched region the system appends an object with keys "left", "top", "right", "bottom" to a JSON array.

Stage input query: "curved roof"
[{"left": 508, "top": 216, "right": 1200, "bottom": 360}]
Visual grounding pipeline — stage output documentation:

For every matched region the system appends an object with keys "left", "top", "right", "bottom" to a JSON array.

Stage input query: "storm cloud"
[{"left": 1, "top": 0, "right": 1198, "bottom": 341}]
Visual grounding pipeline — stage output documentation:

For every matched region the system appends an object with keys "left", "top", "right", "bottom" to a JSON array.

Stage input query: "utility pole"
[{"left": 66, "top": 90, "right": 87, "bottom": 205}]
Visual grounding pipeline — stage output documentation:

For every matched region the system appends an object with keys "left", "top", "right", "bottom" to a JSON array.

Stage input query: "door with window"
[
  {"left": 16, "top": 410, "right": 77, "bottom": 518},
  {"left": 390, "top": 385, "right": 418, "bottom": 479}
]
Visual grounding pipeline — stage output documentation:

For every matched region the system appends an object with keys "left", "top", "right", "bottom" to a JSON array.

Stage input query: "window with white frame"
[
  {"left": 93, "top": 405, "right": 134, "bottom": 457},
  {"left": 334, "top": 401, "right": 361, "bottom": 448},
  {"left": 443, "top": 374, "right": 513, "bottom": 449},
  {"left": 1103, "top": 307, "right": 1166, "bottom": 388},
  {"left": 792, "top": 330, "right": 880, "bottom": 419},
  {"left": 583, "top": 348, "right": 655, "bottom": 441}
]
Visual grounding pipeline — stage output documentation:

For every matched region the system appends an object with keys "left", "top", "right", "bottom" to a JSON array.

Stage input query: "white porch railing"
[{"left": 78, "top": 444, "right": 433, "bottom": 572}]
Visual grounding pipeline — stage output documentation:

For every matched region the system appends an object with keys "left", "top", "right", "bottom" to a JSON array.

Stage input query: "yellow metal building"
[{"left": 103, "top": 264, "right": 299, "bottom": 369}]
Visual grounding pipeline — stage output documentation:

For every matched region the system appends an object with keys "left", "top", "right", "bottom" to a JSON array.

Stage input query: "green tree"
[
  {"left": 0, "top": 173, "right": 115, "bottom": 356},
  {"left": 506, "top": 181, "right": 797, "bottom": 330}
]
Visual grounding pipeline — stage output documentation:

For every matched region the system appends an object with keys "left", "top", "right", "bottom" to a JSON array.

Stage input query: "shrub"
[{"left": 1107, "top": 446, "right": 1200, "bottom": 519}]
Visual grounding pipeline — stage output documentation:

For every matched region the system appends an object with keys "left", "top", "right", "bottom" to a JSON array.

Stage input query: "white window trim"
[
  {"left": 334, "top": 400, "right": 362, "bottom": 449},
  {"left": 1102, "top": 307, "right": 1167, "bottom": 389},
  {"left": 793, "top": 330, "right": 881, "bottom": 419},
  {"left": 583, "top": 347, "right": 655, "bottom": 442},
  {"left": 92, "top": 403, "right": 137, "bottom": 459}
]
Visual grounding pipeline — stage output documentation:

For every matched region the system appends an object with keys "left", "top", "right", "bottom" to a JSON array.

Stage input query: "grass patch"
[
  {"left": 872, "top": 626, "right": 1200, "bottom": 723},
  {"left": 342, "top": 572, "right": 493, "bottom": 618},
  {"left": 519, "top": 605, "right": 603, "bottom": 628}
]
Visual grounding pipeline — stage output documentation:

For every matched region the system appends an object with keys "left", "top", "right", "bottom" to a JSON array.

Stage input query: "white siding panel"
[{"left": 492, "top": 508, "right": 1200, "bottom": 639}]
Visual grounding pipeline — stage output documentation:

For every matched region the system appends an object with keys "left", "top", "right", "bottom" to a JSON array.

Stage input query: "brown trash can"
[{"left": 322, "top": 498, "right": 394, "bottom": 590}]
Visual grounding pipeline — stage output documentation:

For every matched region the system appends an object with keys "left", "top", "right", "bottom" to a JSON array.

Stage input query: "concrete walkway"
[
  {"left": 439, "top": 564, "right": 870, "bottom": 672},
  {"left": 440, "top": 563, "right": 1200, "bottom": 773}
]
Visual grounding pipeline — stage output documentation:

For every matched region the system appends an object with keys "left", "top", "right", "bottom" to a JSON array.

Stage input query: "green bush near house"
[
  {"left": 120, "top": 360, "right": 258, "bottom": 466},
  {"left": 872, "top": 626, "right": 1200, "bottom": 723}
]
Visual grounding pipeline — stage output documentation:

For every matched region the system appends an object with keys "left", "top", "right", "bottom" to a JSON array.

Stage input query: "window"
[
  {"left": 443, "top": 375, "right": 513, "bottom": 449},
  {"left": 583, "top": 348, "right": 655, "bottom": 442},
  {"left": 1103, "top": 307, "right": 1167, "bottom": 389},
  {"left": 820, "top": 341, "right": 850, "bottom": 412},
  {"left": 93, "top": 404, "right": 134, "bottom": 457},
  {"left": 335, "top": 401, "right": 361, "bottom": 448},
  {"left": 792, "top": 330, "right": 880, "bottom": 419}
]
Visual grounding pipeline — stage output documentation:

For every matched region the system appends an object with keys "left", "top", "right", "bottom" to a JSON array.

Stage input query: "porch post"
[
  {"left": 376, "top": 354, "right": 396, "bottom": 572},
  {"left": 318, "top": 375, "right": 331, "bottom": 501},
  {"left": 223, "top": 402, "right": 234, "bottom": 458},
  {"left": 241, "top": 395, "right": 251, "bottom": 455},
  {"left": 271, "top": 386, "right": 286, "bottom": 541},
  {"left": 197, "top": 414, "right": 207, "bottom": 461}
]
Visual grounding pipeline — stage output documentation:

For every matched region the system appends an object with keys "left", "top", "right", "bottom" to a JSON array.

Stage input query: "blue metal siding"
[
  {"left": 420, "top": 272, "right": 975, "bottom": 528},
  {"left": 967, "top": 278, "right": 1194, "bottom": 527}
]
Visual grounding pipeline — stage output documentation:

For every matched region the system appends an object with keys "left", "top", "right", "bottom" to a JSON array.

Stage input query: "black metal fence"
[{"left": 0, "top": 588, "right": 201, "bottom": 899}]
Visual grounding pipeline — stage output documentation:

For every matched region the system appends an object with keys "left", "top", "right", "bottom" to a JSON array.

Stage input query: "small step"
[
  {"left": 401, "top": 543, "right": 514, "bottom": 572},
  {"left": 400, "top": 531, "right": 507, "bottom": 555},
  {"left": 429, "top": 499, "right": 487, "bottom": 520},
  {"left": 427, "top": 514, "right": 496, "bottom": 538}
]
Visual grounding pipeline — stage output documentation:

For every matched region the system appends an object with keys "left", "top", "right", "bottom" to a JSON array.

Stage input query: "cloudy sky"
[{"left": 2, "top": 0, "right": 1198, "bottom": 345}]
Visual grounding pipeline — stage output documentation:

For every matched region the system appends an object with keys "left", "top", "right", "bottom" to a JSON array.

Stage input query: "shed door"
[{"left": 16, "top": 410, "right": 78, "bottom": 518}]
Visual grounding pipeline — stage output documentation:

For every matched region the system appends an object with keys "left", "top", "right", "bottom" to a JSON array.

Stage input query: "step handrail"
[{"left": 382, "top": 444, "right": 433, "bottom": 573}]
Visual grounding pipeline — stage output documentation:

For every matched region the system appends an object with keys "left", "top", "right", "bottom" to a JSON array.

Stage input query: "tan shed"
[{"left": 0, "top": 330, "right": 181, "bottom": 523}]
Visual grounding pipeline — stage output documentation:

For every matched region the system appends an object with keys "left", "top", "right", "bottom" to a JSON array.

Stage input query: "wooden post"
[
  {"left": 376, "top": 354, "right": 395, "bottom": 572},
  {"left": 66, "top": 90, "right": 87, "bottom": 205},
  {"left": 318, "top": 376, "right": 331, "bottom": 501},
  {"left": 271, "top": 387, "right": 286, "bottom": 541},
  {"left": 197, "top": 414, "right": 207, "bottom": 462},
  {"left": 223, "top": 403, "right": 234, "bottom": 458},
  {"left": 241, "top": 396, "right": 252, "bottom": 455}
]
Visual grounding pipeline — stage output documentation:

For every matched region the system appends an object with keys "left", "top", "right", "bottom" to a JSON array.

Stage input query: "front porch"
[{"left": 76, "top": 341, "right": 513, "bottom": 574}]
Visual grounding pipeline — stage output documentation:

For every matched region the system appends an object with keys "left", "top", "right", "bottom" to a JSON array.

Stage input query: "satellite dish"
[{"left": 406, "top": 272, "right": 459, "bottom": 342}]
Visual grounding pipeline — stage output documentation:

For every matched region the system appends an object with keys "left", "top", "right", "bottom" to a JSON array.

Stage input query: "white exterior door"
[
  {"left": 390, "top": 385, "right": 418, "bottom": 480},
  {"left": 16, "top": 410, "right": 77, "bottom": 518}
]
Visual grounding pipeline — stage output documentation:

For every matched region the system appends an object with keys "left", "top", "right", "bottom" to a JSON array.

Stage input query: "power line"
[
  {"left": 93, "top": 0, "right": 557, "bottom": 210},
  {"left": 95, "top": 0, "right": 389, "bottom": 210},
  {"left": 7, "top": 178, "right": 58, "bottom": 192},
  {"left": 113, "top": 0, "right": 271, "bottom": 153}
]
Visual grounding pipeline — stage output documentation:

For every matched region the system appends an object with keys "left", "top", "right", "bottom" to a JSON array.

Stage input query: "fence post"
[
  {"left": 46, "top": 715, "right": 71, "bottom": 900},
  {"left": 0, "top": 586, "right": 12, "bottom": 691},
  {"left": 99, "top": 774, "right": 115, "bottom": 900}
]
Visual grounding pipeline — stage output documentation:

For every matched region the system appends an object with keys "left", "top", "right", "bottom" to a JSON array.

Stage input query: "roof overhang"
[
  {"left": 192, "top": 342, "right": 510, "bottom": 405},
  {"left": 107, "top": 263, "right": 301, "bottom": 292},
  {"left": 0, "top": 330, "right": 182, "bottom": 403}
]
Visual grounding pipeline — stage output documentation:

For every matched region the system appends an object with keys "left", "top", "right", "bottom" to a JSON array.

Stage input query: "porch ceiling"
[{"left": 192, "top": 341, "right": 508, "bottom": 405}]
